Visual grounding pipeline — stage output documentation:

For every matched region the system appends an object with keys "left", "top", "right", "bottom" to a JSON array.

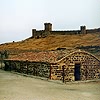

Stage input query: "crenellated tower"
[
  {"left": 44, "top": 23, "right": 52, "bottom": 32},
  {"left": 80, "top": 26, "right": 86, "bottom": 34},
  {"left": 32, "top": 29, "right": 36, "bottom": 38}
]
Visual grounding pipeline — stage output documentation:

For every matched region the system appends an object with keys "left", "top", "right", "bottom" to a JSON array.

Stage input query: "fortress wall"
[
  {"left": 33, "top": 30, "right": 50, "bottom": 38},
  {"left": 32, "top": 30, "right": 43, "bottom": 38},
  {"left": 87, "top": 28, "right": 100, "bottom": 33},
  {"left": 32, "top": 23, "right": 100, "bottom": 38},
  {"left": 50, "top": 30, "right": 80, "bottom": 35},
  {"left": 35, "top": 30, "right": 43, "bottom": 35}
]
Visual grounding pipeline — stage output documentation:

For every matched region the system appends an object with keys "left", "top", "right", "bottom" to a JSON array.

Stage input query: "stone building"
[
  {"left": 51, "top": 50, "right": 100, "bottom": 81},
  {"left": 4, "top": 49, "right": 100, "bottom": 82}
]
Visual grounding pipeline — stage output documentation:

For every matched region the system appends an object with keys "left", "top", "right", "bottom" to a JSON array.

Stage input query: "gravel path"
[{"left": 0, "top": 70, "right": 100, "bottom": 100}]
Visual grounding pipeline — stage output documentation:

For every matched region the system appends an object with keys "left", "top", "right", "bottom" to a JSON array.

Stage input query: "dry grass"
[{"left": 0, "top": 33, "right": 100, "bottom": 51}]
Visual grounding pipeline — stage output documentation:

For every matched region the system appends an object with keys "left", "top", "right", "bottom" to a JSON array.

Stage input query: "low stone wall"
[{"left": 4, "top": 60, "right": 51, "bottom": 78}]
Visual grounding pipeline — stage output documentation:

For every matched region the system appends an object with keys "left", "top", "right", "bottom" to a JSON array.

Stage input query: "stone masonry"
[
  {"left": 3, "top": 50, "right": 100, "bottom": 82},
  {"left": 32, "top": 23, "right": 100, "bottom": 38},
  {"left": 51, "top": 50, "right": 100, "bottom": 82}
]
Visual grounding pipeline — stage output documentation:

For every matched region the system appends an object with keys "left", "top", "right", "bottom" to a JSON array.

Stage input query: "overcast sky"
[{"left": 0, "top": 0, "right": 100, "bottom": 43}]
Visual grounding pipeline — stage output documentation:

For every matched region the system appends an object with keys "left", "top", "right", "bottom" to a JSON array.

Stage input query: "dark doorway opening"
[{"left": 74, "top": 63, "right": 81, "bottom": 81}]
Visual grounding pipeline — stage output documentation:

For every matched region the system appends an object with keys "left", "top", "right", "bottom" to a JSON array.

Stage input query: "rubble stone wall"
[{"left": 4, "top": 61, "right": 50, "bottom": 78}]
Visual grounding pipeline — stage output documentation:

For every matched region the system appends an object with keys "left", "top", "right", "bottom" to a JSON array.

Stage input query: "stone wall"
[
  {"left": 86, "top": 28, "right": 100, "bottom": 33},
  {"left": 4, "top": 60, "right": 51, "bottom": 78},
  {"left": 32, "top": 30, "right": 50, "bottom": 38},
  {"left": 51, "top": 63, "right": 63, "bottom": 80},
  {"left": 3, "top": 51, "right": 100, "bottom": 82},
  {"left": 0, "top": 51, "right": 8, "bottom": 69},
  {"left": 51, "top": 30, "right": 80, "bottom": 35},
  {"left": 32, "top": 23, "right": 100, "bottom": 38}
]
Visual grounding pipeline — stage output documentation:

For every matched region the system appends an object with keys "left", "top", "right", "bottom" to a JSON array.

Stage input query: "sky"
[{"left": 0, "top": 0, "right": 100, "bottom": 44}]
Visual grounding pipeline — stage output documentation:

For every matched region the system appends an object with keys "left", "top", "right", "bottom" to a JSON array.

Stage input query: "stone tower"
[
  {"left": 44, "top": 23, "right": 52, "bottom": 32},
  {"left": 32, "top": 29, "right": 36, "bottom": 38},
  {"left": 80, "top": 26, "right": 86, "bottom": 34}
]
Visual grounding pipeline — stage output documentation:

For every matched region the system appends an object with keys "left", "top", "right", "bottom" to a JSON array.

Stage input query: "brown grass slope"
[
  {"left": 1, "top": 33, "right": 100, "bottom": 59},
  {"left": 0, "top": 33, "right": 100, "bottom": 51}
]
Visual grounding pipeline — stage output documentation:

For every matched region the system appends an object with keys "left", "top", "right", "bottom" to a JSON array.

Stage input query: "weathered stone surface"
[
  {"left": 4, "top": 61, "right": 50, "bottom": 78},
  {"left": 32, "top": 23, "right": 100, "bottom": 38},
  {"left": 51, "top": 50, "right": 100, "bottom": 82},
  {"left": 3, "top": 50, "right": 100, "bottom": 82}
]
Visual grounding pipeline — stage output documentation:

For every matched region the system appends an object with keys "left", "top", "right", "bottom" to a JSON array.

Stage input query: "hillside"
[
  {"left": 0, "top": 33, "right": 100, "bottom": 50},
  {"left": 0, "top": 33, "right": 100, "bottom": 59}
]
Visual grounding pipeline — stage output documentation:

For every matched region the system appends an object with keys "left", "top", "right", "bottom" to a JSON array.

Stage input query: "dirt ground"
[{"left": 0, "top": 70, "right": 100, "bottom": 100}]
